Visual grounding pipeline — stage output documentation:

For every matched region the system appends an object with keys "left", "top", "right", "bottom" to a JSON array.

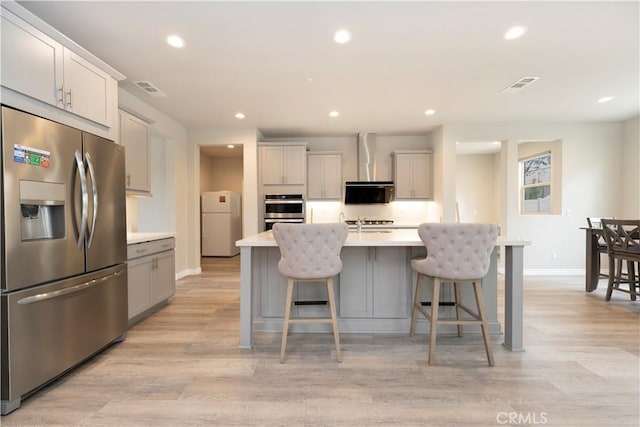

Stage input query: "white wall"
[
  {"left": 209, "top": 157, "right": 243, "bottom": 195},
  {"left": 443, "top": 122, "right": 625, "bottom": 274},
  {"left": 622, "top": 116, "right": 640, "bottom": 218},
  {"left": 199, "top": 152, "right": 244, "bottom": 195},
  {"left": 455, "top": 154, "right": 499, "bottom": 223},
  {"left": 118, "top": 89, "right": 189, "bottom": 278}
]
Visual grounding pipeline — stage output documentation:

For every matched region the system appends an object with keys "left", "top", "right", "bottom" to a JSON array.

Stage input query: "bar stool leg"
[
  {"left": 409, "top": 274, "right": 424, "bottom": 336},
  {"left": 280, "top": 278, "right": 295, "bottom": 363},
  {"left": 326, "top": 277, "right": 342, "bottom": 362},
  {"left": 428, "top": 278, "right": 440, "bottom": 366},
  {"left": 473, "top": 281, "right": 494, "bottom": 366},
  {"left": 454, "top": 282, "right": 463, "bottom": 337}
]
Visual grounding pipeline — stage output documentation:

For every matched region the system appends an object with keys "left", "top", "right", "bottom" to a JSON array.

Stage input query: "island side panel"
[
  {"left": 239, "top": 246, "right": 254, "bottom": 348},
  {"left": 503, "top": 245, "right": 525, "bottom": 352}
]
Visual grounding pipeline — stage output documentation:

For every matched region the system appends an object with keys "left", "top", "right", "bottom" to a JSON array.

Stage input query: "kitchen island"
[{"left": 236, "top": 229, "right": 531, "bottom": 352}]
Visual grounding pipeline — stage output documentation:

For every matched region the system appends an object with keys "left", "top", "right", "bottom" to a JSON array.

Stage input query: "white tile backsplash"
[{"left": 306, "top": 200, "right": 441, "bottom": 225}]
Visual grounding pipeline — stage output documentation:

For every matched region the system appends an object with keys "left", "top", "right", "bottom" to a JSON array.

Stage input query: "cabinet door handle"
[
  {"left": 136, "top": 248, "right": 147, "bottom": 254},
  {"left": 66, "top": 89, "right": 72, "bottom": 108},
  {"left": 126, "top": 174, "right": 131, "bottom": 187},
  {"left": 58, "top": 86, "right": 64, "bottom": 105}
]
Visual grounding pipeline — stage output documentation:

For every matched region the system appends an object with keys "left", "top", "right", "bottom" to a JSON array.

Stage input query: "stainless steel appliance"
[
  {"left": 0, "top": 106, "right": 128, "bottom": 415},
  {"left": 263, "top": 194, "right": 305, "bottom": 231},
  {"left": 343, "top": 133, "right": 394, "bottom": 204},
  {"left": 344, "top": 181, "right": 394, "bottom": 204}
]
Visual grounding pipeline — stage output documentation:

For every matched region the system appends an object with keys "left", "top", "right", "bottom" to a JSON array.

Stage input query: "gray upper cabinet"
[
  {"left": 392, "top": 150, "right": 434, "bottom": 200},
  {"left": 307, "top": 152, "right": 342, "bottom": 200},
  {"left": 119, "top": 110, "right": 151, "bottom": 194},
  {"left": 1, "top": 10, "right": 63, "bottom": 109},
  {"left": 259, "top": 144, "right": 306, "bottom": 185},
  {"left": 1, "top": 8, "right": 116, "bottom": 128}
]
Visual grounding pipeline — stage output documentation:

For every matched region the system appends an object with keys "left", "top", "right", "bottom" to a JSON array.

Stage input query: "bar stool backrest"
[
  {"left": 414, "top": 223, "right": 499, "bottom": 281},
  {"left": 272, "top": 223, "right": 348, "bottom": 279}
]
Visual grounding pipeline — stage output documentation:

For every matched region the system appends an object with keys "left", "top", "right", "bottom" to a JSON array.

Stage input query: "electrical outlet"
[{"left": 551, "top": 251, "right": 558, "bottom": 260}]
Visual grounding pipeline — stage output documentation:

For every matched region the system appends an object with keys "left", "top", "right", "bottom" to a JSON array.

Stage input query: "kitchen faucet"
[
  {"left": 338, "top": 211, "right": 345, "bottom": 224},
  {"left": 356, "top": 216, "right": 367, "bottom": 233}
]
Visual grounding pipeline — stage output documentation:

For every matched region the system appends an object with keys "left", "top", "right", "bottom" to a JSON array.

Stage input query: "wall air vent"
[
  {"left": 501, "top": 76, "right": 540, "bottom": 94},
  {"left": 132, "top": 81, "right": 167, "bottom": 97}
]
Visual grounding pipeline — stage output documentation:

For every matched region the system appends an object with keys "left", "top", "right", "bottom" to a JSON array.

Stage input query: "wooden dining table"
[{"left": 582, "top": 227, "right": 605, "bottom": 292}]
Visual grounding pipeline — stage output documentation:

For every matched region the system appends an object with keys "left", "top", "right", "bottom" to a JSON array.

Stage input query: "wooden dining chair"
[{"left": 600, "top": 219, "right": 640, "bottom": 301}]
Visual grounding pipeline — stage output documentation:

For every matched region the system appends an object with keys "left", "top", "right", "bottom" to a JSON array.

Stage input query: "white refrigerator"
[{"left": 201, "top": 191, "right": 241, "bottom": 257}]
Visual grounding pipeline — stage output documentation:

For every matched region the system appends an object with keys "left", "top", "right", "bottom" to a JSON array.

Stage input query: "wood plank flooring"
[{"left": 3, "top": 257, "right": 639, "bottom": 426}]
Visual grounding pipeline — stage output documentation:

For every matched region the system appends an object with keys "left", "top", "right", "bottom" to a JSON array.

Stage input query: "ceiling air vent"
[
  {"left": 132, "top": 81, "right": 167, "bottom": 97},
  {"left": 501, "top": 76, "right": 540, "bottom": 94}
]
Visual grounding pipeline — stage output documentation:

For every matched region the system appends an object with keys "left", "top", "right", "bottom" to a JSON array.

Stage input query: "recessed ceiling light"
[
  {"left": 334, "top": 29, "right": 351, "bottom": 44},
  {"left": 235, "top": 112, "right": 245, "bottom": 119},
  {"left": 227, "top": 145, "right": 235, "bottom": 149},
  {"left": 166, "top": 35, "right": 184, "bottom": 48},
  {"left": 329, "top": 111, "right": 340, "bottom": 118},
  {"left": 306, "top": 77, "right": 315, "bottom": 83},
  {"left": 597, "top": 96, "right": 614, "bottom": 103},
  {"left": 503, "top": 26, "right": 527, "bottom": 40},
  {"left": 424, "top": 109, "right": 436, "bottom": 116}
]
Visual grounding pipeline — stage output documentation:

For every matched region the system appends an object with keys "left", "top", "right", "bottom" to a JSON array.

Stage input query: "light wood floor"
[{"left": 4, "top": 257, "right": 639, "bottom": 426}]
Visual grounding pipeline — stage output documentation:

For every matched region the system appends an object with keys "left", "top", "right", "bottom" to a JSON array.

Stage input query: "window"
[{"left": 521, "top": 152, "right": 551, "bottom": 213}]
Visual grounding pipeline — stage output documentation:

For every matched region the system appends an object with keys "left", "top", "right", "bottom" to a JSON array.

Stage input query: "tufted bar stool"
[
  {"left": 409, "top": 223, "right": 499, "bottom": 366},
  {"left": 272, "top": 222, "right": 348, "bottom": 363}
]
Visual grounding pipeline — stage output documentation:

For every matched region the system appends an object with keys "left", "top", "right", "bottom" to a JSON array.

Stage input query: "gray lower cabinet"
[
  {"left": 339, "top": 247, "right": 410, "bottom": 318},
  {"left": 258, "top": 246, "right": 410, "bottom": 321},
  {"left": 259, "top": 247, "right": 332, "bottom": 319},
  {"left": 127, "top": 237, "right": 175, "bottom": 323}
]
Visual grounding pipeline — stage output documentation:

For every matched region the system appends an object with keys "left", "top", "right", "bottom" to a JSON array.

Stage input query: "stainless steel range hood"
[{"left": 344, "top": 132, "right": 394, "bottom": 204}]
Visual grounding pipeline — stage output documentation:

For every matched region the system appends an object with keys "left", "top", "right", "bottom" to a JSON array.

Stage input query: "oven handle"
[
  {"left": 264, "top": 200, "right": 304, "bottom": 204},
  {"left": 264, "top": 218, "right": 305, "bottom": 223}
]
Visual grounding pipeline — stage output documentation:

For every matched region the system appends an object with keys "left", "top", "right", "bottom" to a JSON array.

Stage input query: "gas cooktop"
[{"left": 345, "top": 219, "right": 394, "bottom": 225}]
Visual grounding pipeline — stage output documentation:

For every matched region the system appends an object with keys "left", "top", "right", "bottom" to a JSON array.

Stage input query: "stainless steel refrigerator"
[{"left": 0, "top": 106, "right": 128, "bottom": 415}]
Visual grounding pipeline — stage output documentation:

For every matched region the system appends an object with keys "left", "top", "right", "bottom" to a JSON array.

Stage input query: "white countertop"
[
  {"left": 236, "top": 229, "right": 531, "bottom": 248},
  {"left": 127, "top": 232, "right": 176, "bottom": 245}
]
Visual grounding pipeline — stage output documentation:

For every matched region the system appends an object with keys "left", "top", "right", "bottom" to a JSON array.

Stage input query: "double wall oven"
[{"left": 263, "top": 194, "right": 305, "bottom": 231}]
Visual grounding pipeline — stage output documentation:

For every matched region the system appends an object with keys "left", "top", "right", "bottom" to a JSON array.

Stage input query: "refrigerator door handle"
[
  {"left": 75, "top": 150, "right": 88, "bottom": 248},
  {"left": 85, "top": 152, "right": 98, "bottom": 248},
  {"left": 16, "top": 269, "right": 125, "bottom": 305}
]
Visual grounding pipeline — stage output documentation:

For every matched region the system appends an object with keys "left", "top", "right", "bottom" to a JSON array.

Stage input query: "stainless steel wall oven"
[{"left": 263, "top": 194, "right": 305, "bottom": 230}]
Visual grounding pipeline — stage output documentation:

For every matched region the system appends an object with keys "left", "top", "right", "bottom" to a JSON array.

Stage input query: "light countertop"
[
  {"left": 127, "top": 232, "right": 176, "bottom": 245},
  {"left": 236, "top": 229, "right": 531, "bottom": 248}
]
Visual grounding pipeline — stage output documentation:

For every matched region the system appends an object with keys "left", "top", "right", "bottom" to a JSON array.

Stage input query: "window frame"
[{"left": 519, "top": 151, "right": 552, "bottom": 215}]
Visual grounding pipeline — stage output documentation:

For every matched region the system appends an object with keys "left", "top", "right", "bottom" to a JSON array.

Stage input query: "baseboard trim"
[
  {"left": 523, "top": 269, "right": 586, "bottom": 276},
  {"left": 176, "top": 268, "right": 201, "bottom": 280}
]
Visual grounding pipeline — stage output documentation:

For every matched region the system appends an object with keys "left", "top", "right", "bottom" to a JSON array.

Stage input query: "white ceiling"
[{"left": 19, "top": 1, "right": 639, "bottom": 138}]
